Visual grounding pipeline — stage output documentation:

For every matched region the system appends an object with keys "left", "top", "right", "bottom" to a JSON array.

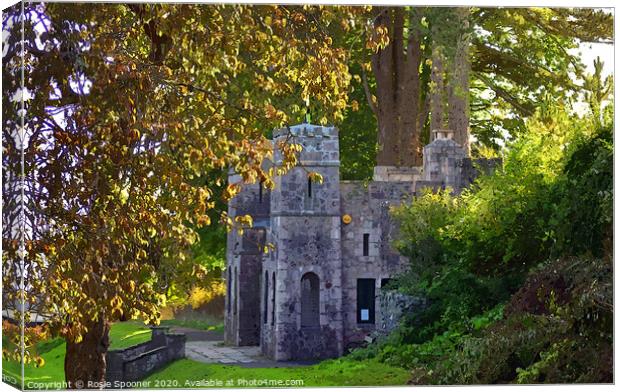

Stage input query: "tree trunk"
[
  {"left": 430, "top": 45, "right": 446, "bottom": 138},
  {"left": 369, "top": 7, "right": 471, "bottom": 165},
  {"left": 65, "top": 317, "right": 110, "bottom": 389},
  {"left": 372, "top": 8, "right": 399, "bottom": 167},
  {"left": 399, "top": 8, "right": 423, "bottom": 166},
  {"left": 371, "top": 7, "right": 424, "bottom": 167},
  {"left": 448, "top": 7, "right": 471, "bottom": 152}
]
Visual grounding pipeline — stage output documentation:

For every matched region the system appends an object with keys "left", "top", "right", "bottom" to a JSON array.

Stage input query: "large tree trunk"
[
  {"left": 448, "top": 7, "right": 471, "bottom": 152},
  {"left": 65, "top": 317, "right": 110, "bottom": 389},
  {"left": 372, "top": 8, "right": 400, "bottom": 167},
  {"left": 371, "top": 7, "right": 424, "bottom": 167},
  {"left": 399, "top": 8, "right": 423, "bottom": 166},
  {"left": 370, "top": 7, "right": 471, "bottom": 166}
]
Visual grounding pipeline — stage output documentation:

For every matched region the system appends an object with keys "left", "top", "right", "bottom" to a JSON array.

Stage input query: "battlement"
[
  {"left": 273, "top": 124, "right": 339, "bottom": 166},
  {"left": 273, "top": 124, "right": 339, "bottom": 139}
]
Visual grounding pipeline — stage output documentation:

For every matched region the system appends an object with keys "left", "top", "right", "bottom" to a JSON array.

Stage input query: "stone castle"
[{"left": 224, "top": 123, "right": 495, "bottom": 361}]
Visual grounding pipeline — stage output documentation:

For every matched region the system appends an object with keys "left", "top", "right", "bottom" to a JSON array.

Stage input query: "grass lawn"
[
  {"left": 2, "top": 321, "right": 151, "bottom": 389},
  {"left": 143, "top": 358, "right": 410, "bottom": 388},
  {"left": 4, "top": 321, "right": 410, "bottom": 388}
]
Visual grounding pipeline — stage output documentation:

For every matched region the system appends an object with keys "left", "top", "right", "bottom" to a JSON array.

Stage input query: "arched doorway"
[{"left": 300, "top": 272, "right": 320, "bottom": 328}]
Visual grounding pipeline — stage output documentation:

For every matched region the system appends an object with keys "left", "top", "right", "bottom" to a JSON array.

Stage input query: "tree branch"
[
  {"left": 361, "top": 66, "right": 378, "bottom": 116},
  {"left": 475, "top": 72, "right": 535, "bottom": 117}
]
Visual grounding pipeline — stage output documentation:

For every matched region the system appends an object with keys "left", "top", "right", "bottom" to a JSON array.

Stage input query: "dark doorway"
[
  {"left": 301, "top": 272, "right": 320, "bottom": 327},
  {"left": 357, "top": 278, "right": 375, "bottom": 324}
]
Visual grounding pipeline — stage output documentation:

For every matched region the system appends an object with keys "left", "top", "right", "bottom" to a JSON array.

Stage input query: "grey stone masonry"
[
  {"left": 105, "top": 326, "right": 185, "bottom": 384},
  {"left": 224, "top": 123, "right": 500, "bottom": 361}
]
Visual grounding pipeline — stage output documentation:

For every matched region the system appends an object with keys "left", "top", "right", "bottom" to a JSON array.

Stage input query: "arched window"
[
  {"left": 271, "top": 272, "right": 276, "bottom": 325},
  {"left": 300, "top": 272, "right": 320, "bottom": 327},
  {"left": 227, "top": 268, "right": 232, "bottom": 314},
  {"left": 263, "top": 271, "right": 269, "bottom": 324}
]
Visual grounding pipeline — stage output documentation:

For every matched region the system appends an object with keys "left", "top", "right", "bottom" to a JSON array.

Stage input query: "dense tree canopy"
[{"left": 2, "top": 2, "right": 356, "bottom": 384}]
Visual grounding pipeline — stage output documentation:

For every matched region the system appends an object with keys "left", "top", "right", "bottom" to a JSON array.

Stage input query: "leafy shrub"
[
  {"left": 391, "top": 107, "right": 612, "bottom": 342},
  {"left": 409, "top": 256, "right": 612, "bottom": 384},
  {"left": 549, "top": 125, "right": 613, "bottom": 257}
]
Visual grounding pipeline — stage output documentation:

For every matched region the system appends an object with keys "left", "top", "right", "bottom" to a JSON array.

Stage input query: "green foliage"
[
  {"left": 549, "top": 125, "right": 613, "bottom": 257},
  {"left": 412, "top": 256, "right": 613, "bottom": 384},
  {"left": 348, "top": 304, "right": 504, "bottom": 369},
  {"left": 390, "top": 103, "right": 611, "bottom": 340},
  {"left": 391, "top": 189, "right": 459, "bottom": 282},
  {"left": 338, "top": 63, "right": 378, "bottom": 181},
  {"left": 469, "top": 7, "right": 613, "bottom": 148},
  {"left": 192, "top": 225, "right": 226, "bottom": 271}
]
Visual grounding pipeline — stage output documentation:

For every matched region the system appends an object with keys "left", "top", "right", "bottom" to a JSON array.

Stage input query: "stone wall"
[
  {"left": 224, "top": 174, "right": 270, "bottom": 346},
  {"left": 416, "top": 130, "right": 501, "bottom": 195},
  {"left": 105, "top": 327, "right": 185, "bottom": 383},
  {"left": 378, "top": 290, "right": 425, "bottom": 334},
  {"left": 418, "top": 136, "right": 467, "bottom": 192},
  {"left": 266, "top": 215, "right": 344, "bottom": 360},
  {"left": 373, "top": 166, "right": 422, "bottom": 183},
  {"left": 339, "top": 181, "right": 412, "bottom": 349}
]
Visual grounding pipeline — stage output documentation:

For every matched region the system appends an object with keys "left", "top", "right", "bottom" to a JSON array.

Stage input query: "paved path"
[
  {"left": 169, "top": 326, "right": 224, "bottom": 342},
  {"left": 169, "top": 326, "right": 318, "bottom": 367},
  {"left": 186, "top": 341, "right": 261, "bottom": 364},
  {"left": 183, "top": 337, "right": 317, "bottom": 368}
]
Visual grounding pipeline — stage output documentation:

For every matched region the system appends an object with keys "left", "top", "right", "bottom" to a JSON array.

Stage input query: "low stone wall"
[
  {"left": 378, "top": 290, "right": 425, "bottom": 334},
  {"left": 106, "top": 326, "right": 186, "bottom": 383}
]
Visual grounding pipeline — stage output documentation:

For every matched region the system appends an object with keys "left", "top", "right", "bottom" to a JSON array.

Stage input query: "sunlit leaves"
[{"left": 308, "top": 171, "right": 324, "bottom": 184}]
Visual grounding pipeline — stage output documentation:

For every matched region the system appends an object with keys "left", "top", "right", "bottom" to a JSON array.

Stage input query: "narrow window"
[
  {"left": 357, "top": 279, "right": 375, "bottom": 324},
  {"left": 308, "top": 177, "right": 313, "bottom": 198},
  {"left": 227, "top": 268, "right": 232, "bottom": 314},
  {"left": 263, "top": 271, "right": 269, "bottom": 324},
  {"left": 271, "top": 272, "right": 276, "bottom": 325},
  {"left": 301, "top": 272, "right": 320, "bottom": 327},
  {"left": 258, "top": 181, "right": 263, "bottom": 203},
  {"left": 233, "top": 267, "right": 238, "bottom": 315},
  {"left": 363, "top": 233, "right": 370, "bottom": 256}
]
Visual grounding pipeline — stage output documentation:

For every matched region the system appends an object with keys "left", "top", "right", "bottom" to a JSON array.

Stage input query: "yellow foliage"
[{"left": 187, "top": 281, "right": 226, "bottom": 310}]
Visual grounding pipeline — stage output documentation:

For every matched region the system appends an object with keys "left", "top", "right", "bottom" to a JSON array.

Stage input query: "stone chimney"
[
  {"left": 414, "top": 129, "right": 467, "bottom": 194},
  {"left": 431, "top": 129, "right": 455, "bottom": 142}
]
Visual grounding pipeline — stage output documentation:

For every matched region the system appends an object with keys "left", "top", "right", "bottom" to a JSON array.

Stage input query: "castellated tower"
[
  {"left": 261, "top": 124, "right": 344, "bottom": 360},
  {"left": 224, "top": 120, "right": 498, "bottom": 361}
]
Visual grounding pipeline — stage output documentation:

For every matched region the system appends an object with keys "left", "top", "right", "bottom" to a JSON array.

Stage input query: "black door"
[{"left": 357, "top": 279, "right": 375, "bottom": 324}]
